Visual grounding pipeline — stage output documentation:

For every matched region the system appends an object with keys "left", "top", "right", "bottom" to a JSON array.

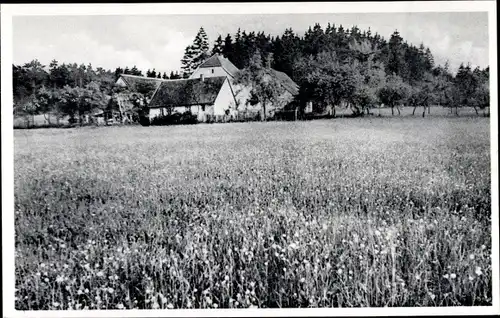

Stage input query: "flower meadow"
[{"left": 14, "top": 116, "right": 492, "bottom": 310}]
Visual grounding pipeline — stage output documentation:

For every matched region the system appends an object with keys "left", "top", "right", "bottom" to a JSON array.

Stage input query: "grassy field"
[{"left": 14, "top": 113, "right": 492, "bottom": 309}]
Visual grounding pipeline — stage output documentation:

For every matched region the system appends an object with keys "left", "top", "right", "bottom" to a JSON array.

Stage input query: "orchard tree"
[
  {"left": 234, "top": 51, "right": 288, "bottom": 121},
  {"left": 377, "top": 74, "right": 410, "bottom": 115}
]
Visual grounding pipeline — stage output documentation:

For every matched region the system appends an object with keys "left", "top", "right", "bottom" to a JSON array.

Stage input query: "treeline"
[
  {"left": 200, "top": 23, "right": 490, "bottom": 116},
  {"left": 12, "top": 60, "right": 158, "bottom": 125},
  {"left": 13, "top": 22, "right": 490, "bottom": 126}
]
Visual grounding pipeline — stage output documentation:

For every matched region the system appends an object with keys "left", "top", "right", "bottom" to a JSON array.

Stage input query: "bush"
[{"left": 149, "top": 112, "right": 198, "bottom": 126}]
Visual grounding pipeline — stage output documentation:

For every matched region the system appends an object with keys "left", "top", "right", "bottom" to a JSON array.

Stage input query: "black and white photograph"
[{"left": 1, "top": 2, "right": 498, "bottom": 316}]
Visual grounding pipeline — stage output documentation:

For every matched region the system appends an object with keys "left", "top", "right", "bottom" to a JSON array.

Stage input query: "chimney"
[{"left": 200, "top": 73, "right": 205, "bottom": 82}]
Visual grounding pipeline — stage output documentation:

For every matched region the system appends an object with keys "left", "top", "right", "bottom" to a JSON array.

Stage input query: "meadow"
[{"left": 14, "top": 110, "right": 492, "bottom": 309}]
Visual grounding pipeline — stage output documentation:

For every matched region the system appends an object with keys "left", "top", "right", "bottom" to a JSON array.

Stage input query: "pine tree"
[
  {"left": 181, "top": 27, "right": 210, "bottom": 77},
  {"left": 151, "top": 68, "right": 157, "bottom": 78},
  {"left": 181, "top": 45, "right": 197, "bottom": 77},
  {"left": 222, "top": 34, "right": 234, "bottom": 60},
  {"left": 191, "top": 27, "right": 210, "bottom": 68},
  {"left": 211, "top": 35, "right": 224, "bottom": 55},
  {"left": 169, "top": 71, "right": 175, "bottom": 79},
  {"left": 162, "top": 72, "right": 168, "bottom": 80}
]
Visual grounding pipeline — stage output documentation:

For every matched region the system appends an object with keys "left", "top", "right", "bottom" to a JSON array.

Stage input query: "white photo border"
[{"left": 1, "top": 1, "right": 498, "bottom": 317}]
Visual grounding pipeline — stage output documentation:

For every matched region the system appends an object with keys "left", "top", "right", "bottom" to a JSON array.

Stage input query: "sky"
[{"left": 12, "top": 12, "right": 489, "bottom": 75}]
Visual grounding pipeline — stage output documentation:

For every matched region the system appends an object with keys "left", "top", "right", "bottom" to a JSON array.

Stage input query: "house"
[
  {"left": 189, "top": 54, "right": 299, "bottom": 119},
  {"left": 114, "top": 54, "right": 300, "bottom": 124},
  {"left": 148, "top": 75, "right": 237, "bottom": 122},
  {"left": 189, "top": 54, "right": 240, "bottom": 81}
]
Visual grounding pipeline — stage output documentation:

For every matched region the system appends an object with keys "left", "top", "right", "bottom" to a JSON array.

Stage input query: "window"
[
  {"left": 202, "top": 105, "right": 206, "bottom": 112},
  {"left": 211, "top": 69, "right": 214, "bottom": 74}
]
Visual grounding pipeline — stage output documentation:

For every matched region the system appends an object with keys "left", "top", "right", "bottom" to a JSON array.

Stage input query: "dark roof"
[
  {"left": 198, "top": 54, "right": 240, "bottom": 77},
  {"left": 119, "top": 74, "right": 165, "bottom": 91},
  {"left": 149, "top": 76, "right": 227, "bottom": 108},
  {"left": 268, "top": 69, "right": 300, "bottom": 95}
]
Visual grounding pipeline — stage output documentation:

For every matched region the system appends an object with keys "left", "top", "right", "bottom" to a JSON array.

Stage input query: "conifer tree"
[
  {"left": 211, "top": 35, "right": 224, "bottom": 55},
  {"left": 181, "top": 27, "right": 210, "bottom": 77}
]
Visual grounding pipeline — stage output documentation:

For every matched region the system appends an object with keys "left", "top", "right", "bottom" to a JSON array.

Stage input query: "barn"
[
  {"left": 148, "top": 75, "right": 237, "bottom": 123},
  {"left": 189, "top": 53, "right": 299, "bottom": 119}
]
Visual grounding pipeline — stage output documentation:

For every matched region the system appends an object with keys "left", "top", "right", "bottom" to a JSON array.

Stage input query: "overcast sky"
[{"left": 13, "top": 12, "right": 489, "bottom": 75}]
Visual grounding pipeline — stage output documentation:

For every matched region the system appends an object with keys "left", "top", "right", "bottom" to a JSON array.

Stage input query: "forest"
[{"left": 12, "top": 23, "right": 490, "bottom": 126}]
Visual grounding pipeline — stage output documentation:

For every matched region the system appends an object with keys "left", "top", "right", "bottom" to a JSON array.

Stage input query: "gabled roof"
[
  {"left": 198, "top": 54, "right": 240, "bottom": 78},
  {"left": 268, "top": 69, "right": 300, "bottom": 96},
  {"left": 118, "top": 74, "right": 166, "bottom": 91},
  {"left": 149, "top": 76, "right": 227, "bottom": 108}
]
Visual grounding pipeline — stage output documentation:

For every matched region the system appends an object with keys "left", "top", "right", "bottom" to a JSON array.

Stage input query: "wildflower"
[
  {"left": 52, "top": 302, "right": 60, "bottom": 308},
  {"left": 56, "top": 275, "right": 64, "bottom": 283},
  {"left": 481, "top": 245, "right": 486, "bottom": 250},
  {"left": 475, "top": 266, "right": 483, "bottom": 276},
  {"left": 450, "top": 273, "right": 456, "bottom": 279},
  {"left": 63, "top": 264, "right": 69, "bottom": 269},
  {"left": 469, "top": 254, "right": 475, "bottom": 260},
  {"left": 108, "top": 287, "right": 114, "bottom": 294},
  {"left": 77, "top": 290, "right": 83, "bottom": 295},
  {"left": 44, "top": 278, "right": 49, "bottom": 283},
  {"left": 36, "top": 272, "right": 41, "bottom": 276},
  {"left": 468, "top": 275, "right": 474, "bottom": 281},
  {"left": 116, "top": 303, "right": 125, "bottom": 309},
  {"left": 429, "top": 293, "right": 436, "bottom": 301},
  {"left": 300, "top": 277, "right": 306, "bottom": 283},
  {"left": 443, "top": 274, "right": 449, "bottom": 279},
  {"left": 337, "top": 268, "right": 343, "bottom": 275},
  {"left": 84, "top": 288, "right": 89, "bottom": 293},
  {"left": 96, "top": 271, "right": 104, "bottom": 277},
  {"left": 375, "top": 230, "right": 381, "bottom": 236},
  {"left": 40, "top": 263, "right": 46, "bottom": 268},
  {"left": 213, "top": 303, "right": 218, "bottom": 308}
]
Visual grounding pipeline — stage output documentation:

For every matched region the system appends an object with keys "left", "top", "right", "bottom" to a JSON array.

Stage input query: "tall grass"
[{"left": 14, "top": 116, "right": 492, "bottom": 309}]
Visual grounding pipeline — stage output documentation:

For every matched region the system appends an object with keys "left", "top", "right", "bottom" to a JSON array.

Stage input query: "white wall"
[
  {"left": 190, "top": 66, "right": 232, "bottom": 80},
  {"left": 116, "top": 77, "right": 127, "bottom": 87},
  {"left": 213, "top": 79, "right": 237, "bottom": 116},
  {"left": 149, "top": 108, "right": 162, "bottom": 119}
]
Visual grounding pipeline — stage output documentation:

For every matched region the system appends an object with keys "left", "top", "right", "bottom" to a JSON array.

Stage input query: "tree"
[
  {"left": 129, "top": 66, "right": 143, "bottom": 76},
  {"left": 162, "top": 72, "right": 169, "bottom": 80},
  {"left": 222, "top": 34, "right": 234, "bottom": 60},
  {"left": 114, "top": 67, "right": 124, "bottom": 81},
  {"left": 234, "top": 51, "right": 288, "bottom": 121},
  {"left": 181, "top": 27, "right": 210, "bottom": 77},
  {"left": 211, "top": 35, "right": 224, "bottom": 55},
  {"left": 386, "top": 30, "right": 405, "bottom": 77},
  {"left": 377, "top": 74, "right": 409, "bottom": 115}
]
